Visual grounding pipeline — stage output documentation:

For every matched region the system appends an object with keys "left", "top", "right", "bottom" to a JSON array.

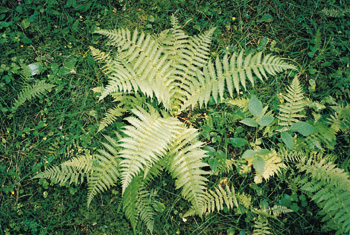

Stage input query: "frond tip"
[{"left": 12, "top": 80, "right": 55, "bottom": 112}]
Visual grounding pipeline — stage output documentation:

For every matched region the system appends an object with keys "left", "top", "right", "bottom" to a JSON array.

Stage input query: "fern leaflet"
[
  {"left": 278, "top": 76, "right": 305, "bottom": 126},
  {"left": 12, "top": 80, "right": 55, "bottom": 112}
]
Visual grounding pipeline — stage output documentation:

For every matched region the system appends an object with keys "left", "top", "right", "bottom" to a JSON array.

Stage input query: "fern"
[
  {"left": 12, "top": 80, "right": 55, "bottom": 112},
  {"left": 278, "top": 76, "right": 305, "bottom": 126},
  {"left": 226, "top": 97, "right": 250, "bottom": 111},
  {"left": 87, "top": 134, "right": 120, "bottom": 206},
  {"left": 297, "top": 159, "right": 350, "bottom": 234},
  {"left": 119, "top": 106, "right": 179, "bottom": 193},
  {"left": 181, "top": 52, "right": 296, "bottom": 111},
  {"left": 35, "top": 15, "right": 298, "bottom": 233},
  {"left": 166, "top": 124, "right": 209, "bottom": 214},
  {"left": 97, "top": 93, "right": 145, "bottom": 132},
  {"left": 254, "top": 150, "right": 284, "bottom": 184},
  {"left": 33, "top": 154, "right": 93, "bottom": 186},
  {"left": 91, "top": 15, "right": 295, "bottom": 115},
  {"left": 329, "top": 104, "right": 350, "bottom": 133},
  {"left": 252, "top": 218, "right": 271, "bottom": 235},
  {"left": 322, "top": 7, "right": 350, "bottom": 17}
]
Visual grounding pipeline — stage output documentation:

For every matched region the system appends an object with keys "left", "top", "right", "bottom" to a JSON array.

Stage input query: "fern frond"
[
  {"left": 260, "top": 150, "right": 283, "bottom": 181},
  {"left": 278, "top": 76, "right": 306, "bottom": 126},
  {"left": 94, "top": 28, "right": 175, "bottom": 108},
  {"left": 98, "top": 105, "right": 128, "bottom": 132},
  {"left": 268, "top": 205, "right": 294, "bottom": 216},
  {"left": 33, "top": 154, "right": 93, "bottom": 186},
  {"left": 119, "top": 106, "right": 179, "bottom": 193},
  {"left": 87, "top": 135, "right": 120, "bottom": 206},
  {"left": 252, "top": 218, "right": 271, "bottom": 235},
  {"left": 161, "top": 15, "right": 190, "bottom": 58},
  {"left": 202, "top": 184, "right": 238, "bottom": 214},
  {"left": 136, "top": 185, "right": 155, "bottom": 233},
  {"left": 297, "top": 159, "right": 350, "bottom": 234},
  {"left": 167, "top": 125, "right": 209, "bottom": 214},
  {"left": 226, "top": 97, "right": 250, "bottom": 111},
  {"left": 123, "top": 176, "right": 141, "bottom": 232},
  {"left": 329, "top": 104, "right": 350, "bottom": 133},
  {"left": 278, "top": 148, "right": 304, "bottom": 163},
  {"left": 12, "top": 80, "right": 55, "bottom": 112},
  {"left": 98, "top": 93, "right": 145, "bottom": 132},
  {"left": 322, "top": 7, "right": 350, "bottom": 17},
  {"left": 237, "top": 193, "right": 252, "bottom": 209},
  {"left": 170, "top": 27, "right": 216, "bottom": 112},
  {"left": 181, "top": 52, "right": 296, "bottom": 111},
  {"left": 183, "top": 184, "right": 238, "bottom": 217}
]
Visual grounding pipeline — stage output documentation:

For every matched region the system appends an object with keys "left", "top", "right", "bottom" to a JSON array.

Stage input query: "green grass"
[{"left": 1, "top": 0, "right": 349, "bottom": 234}]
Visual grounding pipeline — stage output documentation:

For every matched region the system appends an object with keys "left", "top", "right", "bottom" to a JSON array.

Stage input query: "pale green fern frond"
[
  {"left": 183, "top": 184, "right": 238, "bottom": 217},
  {"left": 136, "top": 184, "right": 155, "bottom": 233},
  {"left": 98, "top": 93, "right": 145, "bottom": 132},
  {"left": 87, "top": 135, "right": 120, "bottom": 206},
  {"left": 278, "top": 148, "right": 303, "bottom": 163},
  {"left": 278, "top": 76, "right": 306, "bottom": 126},
  {"left": 237, "top": 193, "right": 252, "bottom": 209},
  {"left": 119, "top": 106, "right": 179, "bottom": 193},
  {"left": 33, "top": 154, "right": 93, "bottom": 186},
  {"left": 329, "top": 104, "right": 350, "bottom": 133},
  {"left": 252, "top": 218, "right": 271, "bottom": 235},
  {"left": 98, "top": 105, "right": 128, "bottom": 132},
  {"left": 12, "top": 80, "right": 55, "bottom": 112},
  {"left": 161, "top": 15, "right": 189, "bottom": 58},
  {"left": 226, "top": 97, "right": 250, "bottom": 111},
  {"left": 297, "top": 159, "right": 350, "bottom": 234},
  {"left": 122, "top": 176, "right": 156, "bottom": 234},
  {"left": 93, "top": 28, "right": 175, "bottom": 108},
  {"left": 167, "top": 125, "right": 209, "bottom": 214},
  {"left": 123, "top": 176, "right": 141, "bottom": 232},
  {"left": 181, "top": 52, "right": 296, "bottom": 111},
  {"left": 170, "top": 27, "right": 216, "bottom": 112},
  {"left": 322, "top": 7, "right": 350, "bottom": 17}
]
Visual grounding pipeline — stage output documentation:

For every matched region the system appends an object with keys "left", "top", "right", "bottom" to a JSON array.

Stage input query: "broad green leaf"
[
  {"left": 209, "top": 158, "right": 219, "bottom": 171},
  {"left": 255, "top": 149, "right": 271, "bottom": 156},
  {"left": 230, "top": 138, "right": 247, "bottom": 148},
  {"left": 0, "top": 21, "right": 10, "bottom": 27},
  {"left": 240, "top": 118, "right": 258, "bottom": 127},
  {"left": 290, "top": 122, "right": 316, "bottom": 136},
  {"left": 258, "top": 14, "right": 273, "bottom": 23},
  {"left": 281, "top": 132, "right": 293, "bottom": 149},
  {"left": 203, "top": 146, "right": 216, "bottom": 156},
  {"left": 22, "top": 36, "right": 32, "bottom": 44},
  {"left": 242, "top": 150, "right": 255, "bottom": 159},
  {"left": 253, "top": 156, "right": 265, "bottom": 175},
  {"left": 59, "top": 57, "right": 77, "bottom": 75},
  {"left": 0, "top": 6, "right": 8, "bottom": 13},
  {"left": 248, "top": 95, "right": 263, "bottom": 117},
  {"left": 257, "top": 115, "right": 274, "bottom": 126},
  {"left": 21, "top": 18, "right": 30, "bottom": 29},
  {"left": 16, "top": 6, "right": 23, "bottom": 14},
  {"left": 257, "top": 37, "right": 268, "bottom": 51}
]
